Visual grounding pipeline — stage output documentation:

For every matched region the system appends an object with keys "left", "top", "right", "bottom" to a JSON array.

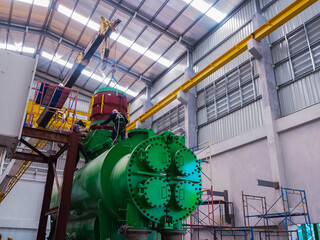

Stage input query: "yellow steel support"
[
  {"left": 88, "top": 95, "right": 94, "bottom": 120},
  {"left": 126, "top": 0, "right": 318, "bottom": 132},
  {"left": 100, "top": 94, "right": 105, "bottom": 114},
  {"left": 128, "top": 102, "right": 131, "bottom": 123},
  {"left": 25, "top": 100, "right": 91, "bottom": 129}
]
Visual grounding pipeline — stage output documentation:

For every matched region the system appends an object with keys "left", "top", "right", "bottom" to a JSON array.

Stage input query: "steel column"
[
  {"left": 36, "top": 157, "right": 57, "bottom": 240},
  {"left": 53, "top": 132, "right": 79, "bottom": 240}
]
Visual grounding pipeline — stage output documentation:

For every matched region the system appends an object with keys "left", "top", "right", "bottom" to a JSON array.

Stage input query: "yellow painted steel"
[
  {"left": 100, "top": 94, "right": 105, "bottom": 114},
  {"left": 88, "top": 95, "right": 94, "bottom": 120},
  {"left": 128, "top": 102, "right": 131, "bottom": 123},
  {"left": 126, "top": 0, "right": 318, "bottom": 132},
  {"left": 25, "top": 100, "right": 91, "bottom": 130}
]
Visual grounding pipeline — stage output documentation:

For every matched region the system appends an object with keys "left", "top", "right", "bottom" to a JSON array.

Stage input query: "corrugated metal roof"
[{"left": 0, "top": 0, "right": 244, "bottom": 102}]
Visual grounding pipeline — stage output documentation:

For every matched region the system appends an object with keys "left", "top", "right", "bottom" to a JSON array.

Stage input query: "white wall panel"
[{"left": 198, "top": 100, "right": 263, "bottom": 144}]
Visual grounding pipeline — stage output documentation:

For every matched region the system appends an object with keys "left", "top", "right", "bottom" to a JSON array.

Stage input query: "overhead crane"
[
  {"left": 36, "top": 18, "right": 121, "bottom": 128},
  {"left": 126, "top": 0, "right": 318, "bottom": 132}
]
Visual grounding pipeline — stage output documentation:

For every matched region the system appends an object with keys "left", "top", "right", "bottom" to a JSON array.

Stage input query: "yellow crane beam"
[{"left": 127, "top": 0, "right": 318, "bottom": 132}]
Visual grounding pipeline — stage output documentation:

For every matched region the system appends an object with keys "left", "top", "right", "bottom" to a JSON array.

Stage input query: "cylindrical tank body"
[
  {"left": 51, "top": 129, "right": 202, "bottom": 240},
  {"left": 90, "top": 87, "right": 127, "bottom": 130}
]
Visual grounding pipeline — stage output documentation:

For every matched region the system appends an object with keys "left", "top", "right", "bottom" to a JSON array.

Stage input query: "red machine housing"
[{"left": 90, "top": 88, "right": 128, "bottom": 130}]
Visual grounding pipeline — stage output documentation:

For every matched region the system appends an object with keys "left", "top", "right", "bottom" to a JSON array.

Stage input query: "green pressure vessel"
[{"left": 51, "top": 128, "right": 202, "bottom": 240}]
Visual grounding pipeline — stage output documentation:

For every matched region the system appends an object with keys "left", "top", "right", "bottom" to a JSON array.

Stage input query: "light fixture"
[
  {"left": 182, "top": 0, "right": 226, "bottom": 22},
  {"left": 16, "top": 0, "right": 50, "bottom": 8}
]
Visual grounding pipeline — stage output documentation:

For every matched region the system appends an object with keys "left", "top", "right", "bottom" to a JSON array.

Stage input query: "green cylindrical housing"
[{"left": 51, "top": 129, "right": 202, "bottom": 240}]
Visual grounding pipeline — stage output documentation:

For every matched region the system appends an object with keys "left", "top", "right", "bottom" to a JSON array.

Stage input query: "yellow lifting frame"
[{"left": 126, "top": 0, "right": 318, "bottom": 132}]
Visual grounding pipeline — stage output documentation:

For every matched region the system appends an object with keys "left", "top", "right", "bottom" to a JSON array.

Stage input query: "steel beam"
[
  {"left": 21, "top": 126, "right": 70, "bottom": 143},
  {"left": 19, "top": 138, "right": 48, "bottom": 159},
  {"left": 12, "top": 152, "right": 46, "bottom": 163},
  {"left": 101, "top": 0, "right": 194, "bottom": 50},
  {"left": 126, "top": 0, "right": 318, "bottom": 131},
  {"left": 0, "top": 22, "right": 152, "bottom": 85},
  {"left": 257, "top": 179, "right": 280, "bottom": 189}
]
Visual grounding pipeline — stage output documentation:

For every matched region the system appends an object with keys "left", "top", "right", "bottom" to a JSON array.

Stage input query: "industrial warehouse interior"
[{"left": 0, "top": 0, "right": 319, "bottom": 239}]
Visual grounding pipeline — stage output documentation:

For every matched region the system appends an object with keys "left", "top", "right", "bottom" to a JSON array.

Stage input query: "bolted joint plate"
[{"left": 126, "top": 131, "right": 202, "bottom": 227}]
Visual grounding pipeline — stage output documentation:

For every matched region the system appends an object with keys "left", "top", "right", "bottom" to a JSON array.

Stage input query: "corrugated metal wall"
[
  {"left": 263, "top": 0, "right": 320, "bottom": 43},
  {"left": 152, "top": 104, "right": 185, "bottom": 135},
  {"left": 194, "top": 0, "right": 264, "bottom": 144},
  {"left": 269, "top": 8, "right": 320, "bottom": 116},
  {"left": 198, "top": 99, "right": 263, "bottom": 144}
]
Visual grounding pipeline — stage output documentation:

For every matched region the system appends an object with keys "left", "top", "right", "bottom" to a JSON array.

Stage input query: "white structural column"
[
  {"left": 177, "top": 51, "right": 197, "bottom": 148},
  {"left": 248, "top": 13, "right": 287, "bottom": 187},
  {"left": 136, "top": 87, "right": 153, "bottom": 129}
]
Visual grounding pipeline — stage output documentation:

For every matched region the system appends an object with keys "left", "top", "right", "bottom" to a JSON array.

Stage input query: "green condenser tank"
[{"left": 50, "top": 88, "right": 202, "bottom": 240}]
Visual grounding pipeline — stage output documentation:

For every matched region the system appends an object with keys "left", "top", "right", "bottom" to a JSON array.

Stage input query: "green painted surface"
[
  {"left": 314, "top": 224, "right": 320, "bottom": 240},
  {"left": 94, "top": 87, "right": 126, "bottom": 97},
  {"left": 50, "top": 128, "right": 202, "bottom": 240},
  {"left": 81, "top": 129, "right": 113, "bottom": 160}
]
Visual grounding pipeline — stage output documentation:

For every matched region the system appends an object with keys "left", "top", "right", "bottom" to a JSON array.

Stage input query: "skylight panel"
[
  {"left": 131, "top": 43, "right": 147, "bottom": 53},
  {"left": 158, "top": 57, "right": 173, "bottom": 67},
  {"left": 207, "top": 7, "right": 227, "bottom": 22},
  {"left": 57, "top": 5, "right": 73, "bottom": 18},
  {"left": 109, "top": 82, "right": 137, "bottom": 97},
  {"left": 110, "top": 32, "right": 119, "bottom": 40},
  {"left": 72, "top": 11, "right": 89, "bottom": 25},
  {"left": 82, "top": 69, "right": 92, "bottom": 77},
  {"left": 87, "top": 20, "right": 100, "bottom": 31},
  {"left": 144, "top": 50, "right": 160, "bottom": 61},
  {"left": 117, "top": 36, "right": 134, "bottom": 47},
  {"left": 91, "top": 73, "right": 104, "bottom": 82},
  {"left": 41, "top": 51, "right": 73, "bottom": 68},
  {"left": 0, "top": 42, "right": 35, "bottom": 54},
  {"left": 125, "top": 89, "right": 138, "bottom": 97},
  {"left": 6, "top": 44, "right": 21, "bottom": 51},
  {"left": 182, "top": 0, "right": 226, "bottom": 22},
  {"left": 16, "top": 0, "right": 50, "bottom": 8},
  {"left": 41, "top": 51, "right": 54, "bottom": 60},
  {"left": 22, "top": 46, "right": 36, "bottom": 54}
]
